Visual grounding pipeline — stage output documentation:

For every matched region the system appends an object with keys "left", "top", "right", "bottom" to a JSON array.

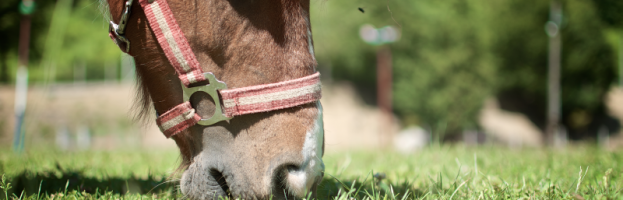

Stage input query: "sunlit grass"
[
  {"left": 1, "top": 145, "right": 622, "bottom": 199},
  {"left": 319, "top": 145, "right": 623, "bottom": 199}
]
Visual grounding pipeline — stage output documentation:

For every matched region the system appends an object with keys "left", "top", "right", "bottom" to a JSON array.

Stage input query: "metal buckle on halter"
[
  {"left": 109, "top": 0, "right": 134, "bottom": 53},
  {"left": 182, "top": 72, "right": 233, "bottom": 126}
]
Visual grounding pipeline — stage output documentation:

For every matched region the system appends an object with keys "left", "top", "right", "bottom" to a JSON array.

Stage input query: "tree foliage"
[
  {"left": 0, "top": 0, "right": 55, "bottom": 82},
  {"left": 311, "top": 0, "right": 621, "bottom": 137},
  {"left": 593, "top": 0, "right": 623, "bottom": 27},
  {"left": 0, "top": 0, "right": 121, "bottom": 83}
]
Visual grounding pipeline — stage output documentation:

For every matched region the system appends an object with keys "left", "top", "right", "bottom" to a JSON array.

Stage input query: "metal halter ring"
[
  {"left": 182, "top": 72, "right": 233, "bottom": 126},
  {"left": 109, "top": 0, "right": 134, "bottom": 53}
]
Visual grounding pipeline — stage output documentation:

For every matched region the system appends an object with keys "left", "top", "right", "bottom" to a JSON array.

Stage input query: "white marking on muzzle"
[
  {"left": 307, "top": 28, "right": 315, "bottom": 60},
  {"left": 304, "top": 15, "right": 315, "bottom": 61},
  {"left": 286, "top": 101, "right": 324, "bottom": 197}
]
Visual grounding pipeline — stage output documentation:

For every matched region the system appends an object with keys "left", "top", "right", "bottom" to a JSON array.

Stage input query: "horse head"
[{"left": 103, "top": 0, "right": 324, "bottom": 198}]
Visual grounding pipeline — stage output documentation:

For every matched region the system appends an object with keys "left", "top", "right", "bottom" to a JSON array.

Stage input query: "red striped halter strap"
[{"left": 109, "top": 0, "right": 322, "bottom": 138}]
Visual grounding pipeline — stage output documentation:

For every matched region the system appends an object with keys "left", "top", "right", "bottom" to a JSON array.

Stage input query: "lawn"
[{"left": 1, "top": 145, "right": 622, "bottom": 199}]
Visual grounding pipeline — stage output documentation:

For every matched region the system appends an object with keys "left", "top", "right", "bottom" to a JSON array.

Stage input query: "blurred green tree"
[
  {"left": 593, "top": 0, "right": 623, "bottom": 27},
  {"left": 0, "top": 0, "right": 121, "bottom": 83},
  {"left": 311, "top": 0, "right": 621, "bottom": 138},
  {"left": 495, "top": 0, "right": 618, "bottom": 139},
  {"left": 0, "top": 0, "right": 54, "bottom": 83},
  {"left": 49, "top": 0, "right": 121, "bottom": 82},
  {"left": 313, "top": 0, "right": 501, "bottom": 134}
]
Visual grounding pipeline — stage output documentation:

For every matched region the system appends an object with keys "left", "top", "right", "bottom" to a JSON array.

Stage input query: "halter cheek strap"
[
  {"left": 139, "top": 0, "right": 205, "bottom": 86},
  {"left": 135, "top": 0, "right": 321, "bottom": 138}
]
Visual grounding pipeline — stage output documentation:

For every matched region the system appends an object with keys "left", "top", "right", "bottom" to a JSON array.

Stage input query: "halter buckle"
[
  {"left": 109, "top": 22, "right": 131, "bottom": 53},
  {"left": 108, "top": 0, "right": 134, "bottom": 54},
  {"left": 182, "top": 72, "right": 232, "bottom": 126}
]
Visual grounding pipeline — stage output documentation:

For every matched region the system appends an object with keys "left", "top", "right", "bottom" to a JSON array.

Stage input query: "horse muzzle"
[
  {"left": 180, "top": 102, "right": 325, "bottom": 200},
  {"left": 180, "top": 149, "right": 324, "bottom": 200}
]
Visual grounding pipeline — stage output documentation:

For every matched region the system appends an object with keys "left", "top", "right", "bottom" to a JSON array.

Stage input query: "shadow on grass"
[
  {"left": 7, "top": 171, "right": 441, "bottom": 199},
  {"left": 7, "top": 171, "right": 420, "bottom": 199},
  {"left": 6, "top": 170, "right": 175, "bottom": 197}
]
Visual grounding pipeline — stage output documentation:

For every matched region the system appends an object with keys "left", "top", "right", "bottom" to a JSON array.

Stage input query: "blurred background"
[{"left": 1, "top": 0, "right": 623, "bottom": 153}]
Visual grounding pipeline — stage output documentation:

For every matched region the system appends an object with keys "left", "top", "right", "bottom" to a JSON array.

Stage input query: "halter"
[{"left": 109, "top": 0, "right": 322, "bottom": 138}]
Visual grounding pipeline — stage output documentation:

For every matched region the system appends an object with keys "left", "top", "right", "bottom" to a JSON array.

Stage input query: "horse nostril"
[
  {"left": 268, "top": 164, "right": 294, "bottom": 198},
  {"left": 286, "top": 164, "right": 301, "bottom": 174},
  {"left": 209, "top": 169, "right": 231, "bottom": 198}
]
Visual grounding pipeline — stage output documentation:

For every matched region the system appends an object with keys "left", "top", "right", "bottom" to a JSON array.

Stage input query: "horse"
[{"left": 101, "top": 0, "right": 325, "bottom": 198}]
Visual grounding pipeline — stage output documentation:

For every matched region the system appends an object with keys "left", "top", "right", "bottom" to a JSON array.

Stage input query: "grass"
[
  {"left": 320, "top": 145, "right": 623, "bottom": 199},
  {"left": 1, "top": 145, "right": 622, "bottom": 199}
]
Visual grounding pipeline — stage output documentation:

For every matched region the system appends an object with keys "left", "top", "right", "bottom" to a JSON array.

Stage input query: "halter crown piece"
[{"left": 109, "top": 0, "right": 322, "bottom": 138}]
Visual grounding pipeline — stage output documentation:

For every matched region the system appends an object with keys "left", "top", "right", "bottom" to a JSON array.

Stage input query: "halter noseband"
[{"left": 109, "top": 0, "right": 322, "bottom": 138}]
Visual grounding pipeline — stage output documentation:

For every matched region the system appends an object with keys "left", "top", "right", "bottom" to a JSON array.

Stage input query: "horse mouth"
[
  {"left": 209, "top": 169, "right": 231, "bottom": 198},
  {"left": 181, "top": 158, "right": 323, "bottom": 200}
]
